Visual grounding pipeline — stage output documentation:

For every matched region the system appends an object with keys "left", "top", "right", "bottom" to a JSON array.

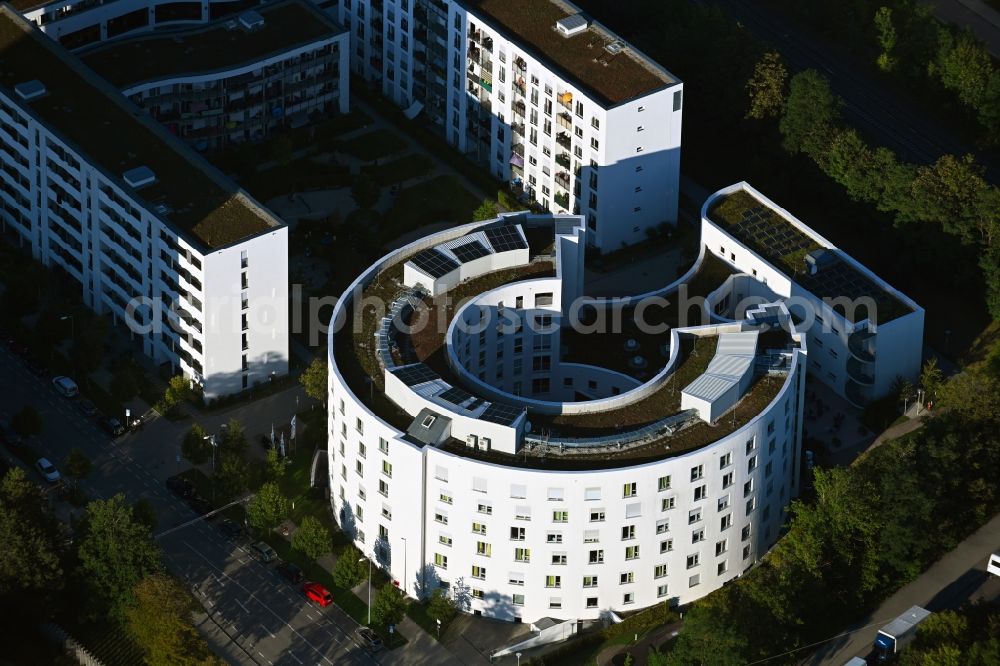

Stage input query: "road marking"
[
  {"left": 261, "top": 624, "right": 276, "bottom": 639},
  {"left": 235, "top": 599, "right": 250, "bottom": 613},
  {"left": 288, "top": 652, "right": 302, "bottom": 664}
]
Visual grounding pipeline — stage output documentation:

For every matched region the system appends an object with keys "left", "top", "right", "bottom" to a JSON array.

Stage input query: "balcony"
[
  {"left": 555, "top": 132, "right": 572, "bottom": 149},
  {"left": 848, "top": 329, "right": 876, "bottom": 363},
  {"left": 512, "top": 143, "right": 525, "bottom": 158},
  {"left": 554, "top": 192, "right": 569, "bottom": 209},
  {"left": 557, "top": 111, "right": 573, "bottom": 130},
  {"left": 511, "top": 122, "right": 525, "bottom": 137},
  {"left": 554, "top": 171, "right": 571, "bottom": 190},
  {"left": 513, "top": 101, "right": 526, "bottom": 118},
  {"left": 555, "top": 153, "right": 571, "bottom": 169},
  {"left": 514, "top": 57, "right": 526, "bottom": 72},
  {"left": 512, "top": 80, "right": 526, "bottom": 98},
  {"left": 844, "top": 378, "right": 873, "bottom": 409},
  {"left": 557, "top": 91, "right": 573, "bottom": 110},
  {"left": 846, "top": 357, "right": 875, "bottom": 385}
]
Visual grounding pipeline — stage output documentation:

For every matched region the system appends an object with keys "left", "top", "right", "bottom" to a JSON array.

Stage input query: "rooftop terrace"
[
  {"left": 466, "top": 0, "right": 674, "bottom": 106},
  {"left": 0, "top": 7, "right": 276, "bottom": 250},
  {"left": 708, "top": 189, "right": 912, "bottom": 325},
  {"left": 81, "top": 0, "right": 341, "bottom": 88}
]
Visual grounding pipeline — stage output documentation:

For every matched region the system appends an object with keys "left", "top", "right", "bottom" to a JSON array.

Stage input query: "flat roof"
[
  {"left": 465, "top": 0, "right": 675, "bottom": 106},
  {"left": 81, "top": 0, "right": 342, "bottom": 88},
  {"left": 708, "top": 189, "right": 912, "bottom": 324},
  {"left": 0, "top": 5, "right": 277, "bottom": 250}
]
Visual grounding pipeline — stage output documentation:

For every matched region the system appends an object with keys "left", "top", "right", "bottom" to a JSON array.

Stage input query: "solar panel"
[
  {"left": 480, "top": 402, "right": 523, "bottom": 425},
  {"left": 390, "top": 363, "right": 440, "bottom": 387},
  {"left": 439, "top": 386, "right": 473, "bottom": 406},
  {"left": 484, "top": 225, "right": 528, "bottom": 252},
  {"left": 450, "top": 240, "right": 491, "bottom": 263},
  {"left": 410, "top": 249, "right": 460, "bottom": 278}
]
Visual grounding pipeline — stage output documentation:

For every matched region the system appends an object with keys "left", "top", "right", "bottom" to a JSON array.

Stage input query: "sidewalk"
[
  {"left": 595, "top": 622, "right": 683, "bottom": 666},
  {"left": 806, "top": 510, "right": 1000, "bottom": 664}
]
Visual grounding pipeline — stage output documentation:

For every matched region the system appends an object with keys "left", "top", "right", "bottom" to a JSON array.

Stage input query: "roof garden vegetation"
[
  {"left": 80, "top": 0, "right": 340, "bottom": 88},
  {"left": 467, "top": 0, "right": 672, "bottom": 106},
  {"left": 0, "top": 8, "right": 274, "bottom": 250},
  {"left": 709, "top": 189, "right": 911, "bottom": 324}
]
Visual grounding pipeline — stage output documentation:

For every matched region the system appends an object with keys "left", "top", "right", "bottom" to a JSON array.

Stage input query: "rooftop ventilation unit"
[
  {"left": 604, "top": 40, "right": 625, "bottom": 55},
  {"left": 805, "top": 248, "right": 837, "bottom": 275},
  {"left": 555, "top": 14, "right": 588, "bottom": 38},
  {"left": 238, "top": 10, "right": 265, "bottom": 31},
  {"left": 14, "top": 80, "right": 46, "bottom": 102},
  {"left": 123, "top": 166, "right": 156, "bottom": 189}
]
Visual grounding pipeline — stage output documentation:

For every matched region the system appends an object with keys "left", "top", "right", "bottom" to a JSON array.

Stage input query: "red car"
[{"left": 302, "top": 582, "right": 333, "bottom": 607}]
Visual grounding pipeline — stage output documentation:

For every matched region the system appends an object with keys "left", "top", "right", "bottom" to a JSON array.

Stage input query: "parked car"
[
  {"left": 0, "top": 419, "right": 21, "bottom": 447},
  {"left": 355, "top": 627, "right": 383, "bottom": 652},
  {"left": 219, "top": 519, "right": 249, "bottom": 543},
  {"left": 78, "top": 399, "right": 99, "bottom": 417},
  {"left": 302, "top": 581, "right": 333, "bottom": 607},
  {"left": 251, "top": 542, "right": 278, "bottom": 564},
  {"left": 35, "top": 457, "right": 61, "bottom": 483},
  {"left": 187, "top": 495, "right": 214, "bottom": 517},
  {"left": 51, "top": 376, "right": 79, "bottom": 398},
  {"left": 276, "top": 561, "right": 304, "bottom": 584},
  {"left": 99, "top": 417, "right": 125, "bottom": 437},
  {"left": 166, "top": 475, "right": 195, "bottom": 498}
]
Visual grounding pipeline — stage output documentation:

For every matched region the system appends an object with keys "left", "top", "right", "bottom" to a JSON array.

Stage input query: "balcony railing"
[
  {"left": 846, "top": 357, "right": 875, "bottom": 385},
  {"left": 514, "top": 57, "right": 526, "bottom": 72},
  {"left": 557, "top": 111, "right": 573, "bottom": 129},
  {"left": 555, "top": 132, "right": 571, "bottom": 149},
  {"left": 844, "top": 378, "right": 872, "bottom": 408},
  {"left": 555, "top": 153, "right": 571, "bottom": 169},
  {"left": 554, "top": 192, "right": 569, "bottom": 209},
  {"left": 848, "top": 329, "right": 876, "bottom": 363},
  {"left": 555, "top": 172, "right": 571, "bottom": 189}
]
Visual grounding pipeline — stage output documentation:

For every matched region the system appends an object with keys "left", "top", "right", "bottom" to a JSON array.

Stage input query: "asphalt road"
[
  {"left": 0, "top": 345, "right": 372, "bottom": 666},
  {"left": 708, "top": 0, "right": 1000, "bottom": 182}
]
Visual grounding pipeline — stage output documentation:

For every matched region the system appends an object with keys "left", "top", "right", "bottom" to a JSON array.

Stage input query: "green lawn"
[
  {"left": 337, "top": 128, "right": 407, "bottom": 162},
  {"left": 379, "top": 175, "right": 482, "bottom": 242},
  {"left": 362, "top": 153, "right": 435, "bottom": 185}
]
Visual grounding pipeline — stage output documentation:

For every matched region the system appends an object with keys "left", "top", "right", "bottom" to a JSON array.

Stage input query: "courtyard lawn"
[
  {"left": 362, "top": 153, "right": 434, "bottom": 185},
  {"left": 336, "top": 128, "right": 407, "bottom": 162},
  {"left": 379, "top": 175, "right": 481, "bottom": 243}
]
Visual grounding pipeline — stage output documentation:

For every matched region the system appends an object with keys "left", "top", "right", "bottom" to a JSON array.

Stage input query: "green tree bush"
[
  {"left": 745, "top": 51, "right": 787, "bottom": 120},
  {"left": 333, "top": 546, "right": 367, "bottom": 589},
  {"left": 181, "top": 423, "right": 211, "bottom": 465},
  {"left": 371, "top": 583, "right": 406, "bottom": 627},
  {"left": 63, "top": 447, "right": 92, "bottom": 488},
  {"left": 299, "top": 357, "right": 328, "bottom": 404},
  {"left": 291, "top": 516, "right": 331, "bottom": 561},
  {"left": 246, "top": 482, "right": 289, "bottom": 530},
  {"left": 126, "top": 574, "right": 221, "bottom": 666}
]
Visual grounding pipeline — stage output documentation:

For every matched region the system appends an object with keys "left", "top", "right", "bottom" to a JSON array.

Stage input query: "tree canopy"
[
  {"left": 246, "top": 482, "right": 289, "bottom": 530},
  {"left": 299, "top": 357, "right": 328, "bottom": 404},
  {"left": 126, "top": 574, "right": 221, "bottom": 666},
  {"left": 291, "top": 515, "right": 331, "bottom": 561}
]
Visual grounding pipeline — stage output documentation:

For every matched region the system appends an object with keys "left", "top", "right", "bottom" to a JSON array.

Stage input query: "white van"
[
  {"left": 988, "top": 551, "right": 1000, "bottom": 577},
  {"left": 52, "top": 375, "right": 79, "bottom": 398}
]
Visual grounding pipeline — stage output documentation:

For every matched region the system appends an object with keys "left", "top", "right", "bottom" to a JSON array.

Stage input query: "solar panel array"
[
  {"left": 450, "top": 240, "right": 490, "bottom": 264},
  {"left": 797, "top": 260, "right": 895, "bottom": 322},
  {"left": 484, "top": 225, "right": 528, "bottom": 252},
  {"left": 439, "top": 386, "right": 474, "bottom": 406},
  {"left": 480, "top": 402, "right": 523, "bottom": 426},
  {"left": 731, "top": 206, "right": 814, "bottom": 261},
  {"left": 410, "top": 249, "right": 460, "bottom": 278},
  {"left": 390, "top": 363, "right": 440, "bottom": 387}
]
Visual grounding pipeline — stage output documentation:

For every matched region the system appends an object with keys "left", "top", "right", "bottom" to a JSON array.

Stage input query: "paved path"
[
  {"left": 931, "top": 0, "right": 1000, "bottom": 56},
  {"left": 595, "top": 622, "right": 683, "bottom": 665},
  {"left": 806, "top": 511, "right": 1000, "bottom": 664}
]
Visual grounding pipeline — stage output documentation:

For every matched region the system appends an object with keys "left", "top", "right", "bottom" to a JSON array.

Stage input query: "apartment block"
[
  {"left": 0, "top": 5, "right": 288, "bottom": 399},
  {"left": 340, "top": 0, "right": 683, "bottom": 250},
  {"left": 80, "top": 0, "right": 350, "bottom": 152}
]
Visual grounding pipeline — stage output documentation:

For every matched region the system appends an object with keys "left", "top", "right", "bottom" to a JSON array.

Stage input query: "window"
[
  {"left": 673, "top": 90, "right": 683, "bottom": 111},
  {"left": 589, "top": 549, "right": 604, "bottom": 564},
  {"left": 515, "top": 506, "right": 531, "bottom": 521},
  {"left": 547, "top": 532, "right": 563, "bottom": 544},
  {"left": 356, "top": 418, "right": 364, "bottom": 434},
  {"left": 748, "top": 455, "right": 758, "bottom": 472},
  {"left": 553, "top": 510, "right": 569, "bottom": 523},
  {"left": 620, "top": 572, "right": 634, "bottom": 585},
  {"left": 662, "top": 497, "right": 676, "bottom": 511},
  {"left": 584, "top": 530, "right": 600, "bottom": 543},
  {"left": 477, "top": 503, "right": 492, "bottom": 515},
  {"left": 621, "top": 525, "right": 636, "bottom": 540},
  {"left": 658, "top": 475, "right": 671, "bottom": 491},
  {"left": 476, "top": 541, "right": 492, "bottom": 557},
  {"left": 591, "top": 116, "right": 600, "bottom": 129},
  {"left": 743, "top": 544, "right": 752, "bottom": 559},
  {"left": 722, "top": 472, "right": 734, "bottom": 489},
  {"left": 689, "top": 574, "right": 700, "bottom": 588},
  {"left": 434, "top": 512, "right": 447, "bottom": 524},
  {"left": 742, "top": 524, "right": 752, "bottom": 541},
  {"left": 623, "top": 592, "right": 635, "bottom": 604},
  {"left": 510, "top": 527, "right": 525, "bottom": 541},
  {"left": 686, "top": 554, "right": 700, "bottom": 569},
  {"left": 434, "top": 553, "right": 448, "bottom": 569},
  {"left": 510, "top": 484, "right": 527, "bottom": 499},
  {"left": 657, "top": 584, "right": 669, "bottom": 598},
  {"left": 358, "top": 442, "right": 366, "bottom": 458},
  {"left": 622, "top": 482, "right": 637, "bottom": 498},
  {"left": 656, "top": 519, "right": 670, "bottom": 534},
  {"left": 746, "top": 437, "right": 756, "bottom": 455},
  {"left": 546, "top": 487, "right": 564, "bottom": 502},
  {"left": 691, "top": 529, "right": 705, "bottom": 543},
  {"left": 747, "top": 497, "right": 757, "bottom": 513},
  {"left": 719, "top": 453, "right": 732, "bottom": 469},
  {"left": 379, "top": 438, "right": 389, "bottom": 454},
  {"left": 691, "top": 465, "right": 704, "bottom": 482},
  {"left": 472, "top": 522, "right": 487, "bottom": 535},
  {"left": 716, "top": 539, "right": 729, "bottom": 556},
  {"left": 551, "top": 553, "right": 567, "bottom": 565},
  {"left": 509, "top": 573, "right": 525, "bottom": 586},
  {"left": 720, "top": 514, "right": 732, "bottom": 530},
  {"left": 718, "top": 496, "right": 731, "bottom": 512},
  {"left": 689, "top": 508, "right": 702, "bottom": 525},
  {"left": 660, "top": 539, "right": 674, "bottom": 553},
  {"left": 514, "top": 547, "right": 531, "bottom": 562},
  {"left": 584, "top": 487, "right": 601, "bottom": 501},
  {"left": 744, "top": 479, "right": 754, "bottom": 497},
  {"left": 626, "top": 545, "right": 640, "bottom": 560},
  {"left": 439, "top": 492, "right": 452, "bottom": 504},
  {"left": 545, "top": 575, "right": 561, "bottom": 588},
  {"left": 583, "top": 576, "right": 598, "bottom": 588},
  {"left": 471, "top": 565, "right": 486, "bottom": 579},
  {"left": 473, "top": 477, "right": 487, "bottom": 493},
  {"left": 549, "top": 598, "right": 562, "bottom": 609},
  {"left": 718, "top": 561, "right": 729, "bottom": 576},
  {"left": 439, "top": 534, "right": 452, "bottom": 546},
  {"left": 382, "top": 460, "right": 393, "bottom": 477},
  {"left": 587, "top": 597, "right": 599, "bottom": 608},
  {"left": 590, "top": 137, "right": 599, "bottom": 150},
  {"left": 356, "top": 461, "right": 363, "bottom": 477},
  {"left": 379, "top": 480, "right": 389, "bottom": 497},
  {"left": 513, "top": 593, "right": 525, "bottom": 606},
  {"left": 590, "top": 509, "right": 605, "bottom": 522},
  {"left": 694, "top": 485, "right": 707, "bottom": 501},
  {"left": 435, "top": 466, "right": 449, "bottom": 482},
  {"left": 655, "top": 564, "right": 668, "bottom": 578}
]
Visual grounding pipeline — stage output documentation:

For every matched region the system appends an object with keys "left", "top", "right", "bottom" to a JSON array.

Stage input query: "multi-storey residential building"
[
  {"left": 340, "top": 0, "right": 683, "bottom": 250},
  {"left": 700, "top": 182, "right": 924, "bottom": 407},
  {"left": 327, "top": 211, "right": 807, "bottom": 622},
  {"left": 0, "top": 5, "right": 288, "bottom": 399},
  {"left": 80, "top": 0, "right": 349, "bottom": 151}
]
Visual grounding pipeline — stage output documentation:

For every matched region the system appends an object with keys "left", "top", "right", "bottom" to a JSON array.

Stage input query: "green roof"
[
  {"left": 81, "top": 0, "right": 342, "bottom": 88},
  {"left": 0, "top": 6, "right": 277, "bottom": 250},
  {"left": 465, "top": 0, "right": 674, "bottom": 106}
]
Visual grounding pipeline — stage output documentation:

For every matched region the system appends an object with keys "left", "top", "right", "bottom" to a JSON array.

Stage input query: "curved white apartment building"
[{"left": 327, "top": 211, "right": 807, "bottom": 623}]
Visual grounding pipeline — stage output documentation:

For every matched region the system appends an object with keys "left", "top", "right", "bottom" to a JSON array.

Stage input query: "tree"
[
  {"left": 934, "top": 31, "right": 993, "bottom": 109},
  {"left": 920, "top": 358, "right": 944, "bottom": 403},
  {"left": 426, "top": 588, "right": 456, "bottom": 625},
  {"left": 11, "top": 406, "right": 42, "bottom": 437},
  {"left": 350, "top": 173, "right": 380, "bottom": 209},
  {"left": 0, "top": 467, "right": 63, "bottom": 597},
  {"left": 779, "top": 70, "right": 840, "bottom": 157},
  {"left": 267, "top": 135, "right": 295, "bottom": 167},
  {"left": 132, "top": 499, "right": 158, "bottom": 531},
  {"left": 77, "top": 494, "right": 161, "bottom": 620},
  {"left": 126, "top": 574, "right": 221, "bottom": 666},
  {"left": 299, "top": 357, "right": 328, "bottom": 404},
  {"left": 874, "top": 7, "right": 898, "bottom": 71},
  {"left": 246, "top": 482, "right": 289, "bottom": 530},
  {"left": 745, "top": 51, "right": 787, "bottom": 120},
  {"left": 181, "top": 423, "right": 212, "bottom": 465},
  {"left": 160, "top": 375, "right": 195, "bottom": 415},
  {"left": 471, "top": 199, "right": 499, "bottom": 221},
  {"left": 333, "top": 546, "right": 367, "bottom": 589},
  {"left": 371, "top": 583, "right": 406, "bottom": 627},
  {"left": 63, "top": 447, "right": 92, "bottom": 488},
  {"left": 291, "top": 516, "right": 331, "bottom": 561},
  {"left": 265, "top": 446, "right": 285, "bottom": 481},
  {"left": 219, "top": 419, "right": 247, "bottom": 454},
  {"left": 905, "top": 155, "right": 999, "bottom": 248}
]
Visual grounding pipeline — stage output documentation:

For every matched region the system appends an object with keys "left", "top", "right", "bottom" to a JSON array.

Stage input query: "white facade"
[
  {"left": 701, "top": 183, "right": 924, "bottom": 407},
  {"left": 327, "top": 214, "right": 807, "bottom": 623},
  {"left": 339, "top": 0, "right": 683, "bottom": 250},
  {"left": 0, "top": 7, "right": 288, "bottom": 399}
]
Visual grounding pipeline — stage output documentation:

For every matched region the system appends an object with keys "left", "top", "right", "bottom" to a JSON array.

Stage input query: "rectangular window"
[
  {"left": 584, "top": 530, "right": 600, "bottom": 543},
  {"left": 584, "top": 487, "right": 601, "bottom": 501},
  {"left": 553, "top": 510, "right": 569, "bottom": 523},
  {"left": 655, "top": 564, "right": 667, "bottom": 578},
  {"left": 656, "top": 519, "right": 670, "bottom": 534},
  {"left": 694, "top": 485, "right": 707, "bottom": 501},
  {"left": 439, "top": 492, "right": 452, "bottom": 504},
  {"left": 547, "top": 487, "right": 564, "bottom": 502},
  {"left": 621, "top": 525, "right": 636, "bottom": 540},
  {"left": 673, "top": 90, "right": 683, "bottom": 111},
  {"left": 687, "top": 554, "right": 700, "bottom": 569},
  {"left": 510, "top": 527, "right": 525, "bottom": 541},
  {"left": 662, "top": 497, "right": 676, "bottom": 511},
  {"left": 589, "top": 549, "right": 604, "bottom": 564},
  {"left": 719, "top": 453, "right": 732, "bottom": 469},
  {"left": 626, "top": 545, "right": 640, "bottom": 560},
  {"left": 660, "top": 539, "right": 673, "bottom": 553},
  {"left": 688, "top": 508, "right": 702, "bottom": 524},
  {"left": 691, "top": 465, "right": 704, "bottom": 482},
  {"left": 583, "top": 576, "right": 598, "bottom": 588},
  {"left": 434, "top": 512, "right": 447, "bottom": 524},
  {"left": 720, "top": 514, "right": 733, "bottom": 530},
  {"left": 551, "top": 553, "right": 567, "bottom": 565},
  {"left": 382, "top": 460, "right": 393, "bottom": 477},
  {"left": 590, "top": 509, "right": 605, "bottom": 522},
  {"left": 620, "top": 572, "right": 634, "bottom": 585},
  {"left": 471, "top": 565, "right": 486, "bottom": 580},
  {"left": 379, "top": 438, "right": 389, "bottom": 454},
  {"left": 658, "top": 475, "right": 671, "bottom": 491},
  {"left": 476, "top": 541, "right": 492, "bottom": 557},
  {"left": 510, "top": 484, "right": 527, "bottom": 499},
  {"left": 514, "top": 548, "right": 531, "bottom": 562},
  {"left": 477, "top": 503, "right": 492, "bottom": 515},
  {"left": 547, "top": 532, "right": 563, "bottom": 543},
  {"left": 622, "top": 482, "right": 637, "bottom": 498},
  {"left": 472, "top": 522, "right": 487, "bottom": 535},
  {"left": 716, "top": 539, "right": 728, "bottom": 556},
  {"left": 439, "top": 534, "right": 452, "bottom": 546},
  {"left": 434, "top": 553, "right": 448, "bottom": 569}
]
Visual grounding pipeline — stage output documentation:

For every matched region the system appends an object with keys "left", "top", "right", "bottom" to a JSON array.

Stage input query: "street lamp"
[
  {"left": 203, "top": 434, "right": 218, "bottom": 471},
  {"left": 359, "top": 557, "right": 372, "bottom": 625},
  {"left": 60, "top": 314, "right": 74, "bottom": 339},
  {"left": 516, "top": 652, "right": 522, "bottom": 666}
]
